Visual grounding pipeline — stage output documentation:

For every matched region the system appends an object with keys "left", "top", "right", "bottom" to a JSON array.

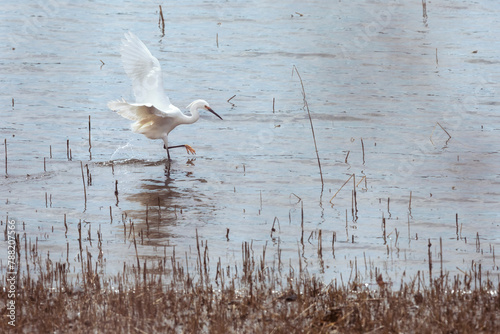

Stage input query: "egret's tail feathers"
[{"left": 131, "top": 119, "right": 156, "bottom": 136}]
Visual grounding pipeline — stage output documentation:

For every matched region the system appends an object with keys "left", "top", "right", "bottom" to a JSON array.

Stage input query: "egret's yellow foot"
[{"left": 185, "top": 145, "right": 196, "bottom": 155}]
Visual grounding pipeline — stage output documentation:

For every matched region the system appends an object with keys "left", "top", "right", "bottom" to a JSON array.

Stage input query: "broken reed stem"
[
  {"left": 356, "top": 175, "right": 366, "bottom": 188},
  {"left": 476, "top": 232, "right": 481, "bottom": 253},
  {"left": 440, "top": 237, "right": 443, "bottom": 279},
  {"left": 216, "top": 33, "right": 219, "bottom": 48},
  {"left": 408, "top": 191, "right": 412, "bottom": 215},
  {"left": 422, "top": 0, "right": 428, "bottom": 21},
  {"left": 318, "top": 229, "right": 323, "bottom": 258},
  {"left": 158, "top": 5, "right": 165, "bottom": 37},
  {"left": 352, "top": 174, "right": 358, "bottom": 222},
  {"left": 64, "top": 214, "right": 68, "bottom": 237},
  {"left": 227, "top": 94, "right": 236, "bottom": 107},
  {"left": 88, "top": 115, "right": 92, "bottom": 160},
  {"left": 133, "top": 225, "right": 140, "bottom": 274},
  {"left": 330, "top": 173, "right": 354, "bottom": 205},
  {"left": 4, "top": 138, "right": 7, "bottom": 177},
  {"left": 196, "top": 229, "right": 203, "bottom": 285},
  {"left": 430, "top": 122, "right": 452, "bottom": 145},
  {"left": 114, "top": 180, "right": 119, "bottom": 206},
  {"left": 437, "top": 122, "right": 451, "bottom": 139},
  {"left": 361, "top": 138, "right": 365, "bottom": 164},
  {"left": 428, "top": 239, "right": 433, "bottom": 283},
  {"left": 293, "top": 65, "right": 324, "bottom": 189},
  {"left": 382, "top": 216, "right": 387, "bottom": 245},
  {"left": 80, "top": 161, "right": 87, "bottom": 210}
]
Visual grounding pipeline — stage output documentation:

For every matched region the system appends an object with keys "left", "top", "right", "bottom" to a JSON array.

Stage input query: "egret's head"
[{"left": 187, "top": 99, "right": 223, "bottom": 120}]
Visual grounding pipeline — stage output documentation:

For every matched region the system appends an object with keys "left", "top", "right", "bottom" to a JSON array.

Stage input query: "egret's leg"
[
  {"left": 162, "top": 144, "right": 171, "bottom": 160},
  {"left": 167, "top": 144, "right": 196, "bottom": 155}
]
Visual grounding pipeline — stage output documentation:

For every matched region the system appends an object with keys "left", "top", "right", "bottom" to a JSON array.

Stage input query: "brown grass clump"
[{"left": 1, "top": 237, "right": 499, "bottom": 333}]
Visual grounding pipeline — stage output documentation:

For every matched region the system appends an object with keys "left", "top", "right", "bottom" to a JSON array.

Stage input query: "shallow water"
[{"left": 1, "top": 0, "right": 499, "bottom": 286}]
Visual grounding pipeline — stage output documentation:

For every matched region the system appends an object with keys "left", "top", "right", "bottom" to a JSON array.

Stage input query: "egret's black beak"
[{"left": 205, "top": 105, "right": 223, "bottom": 120}]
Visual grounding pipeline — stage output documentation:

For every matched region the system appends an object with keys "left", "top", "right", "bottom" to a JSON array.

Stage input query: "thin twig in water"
[{"left": 293, "top": 65, "right": 324, "bottom": 188}]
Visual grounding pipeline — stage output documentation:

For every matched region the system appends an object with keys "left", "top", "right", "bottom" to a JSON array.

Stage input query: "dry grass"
[{"left": 1, "top": 236, "right": 499, "bottom": 333}]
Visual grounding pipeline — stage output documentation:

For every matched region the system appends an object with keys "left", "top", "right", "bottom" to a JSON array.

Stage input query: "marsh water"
[{"left": 1, "top": 0, "right": 499, "bottom": 286}]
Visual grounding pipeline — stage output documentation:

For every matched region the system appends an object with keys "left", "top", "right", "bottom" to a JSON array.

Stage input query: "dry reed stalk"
[
  {"left": 158, "top": 5, "right": 165, "bottom": 37},
  {"left": 408, "top": 191, "right": 412, "bottom": 216},
  {"left": 80, "top": 161, "right": 87, "bottom": 210},
  {"left": 440, "top": 237, "right": 443, "bottom": 280},
  {"left": 430, "top": 121, "right": 452, "bottom": 145},
  {"left": 293, "top": 65, "right": 324, "bottom": 189},
  {"left": 270, "top": 217, "right": 279, "bottom": 238},
  {"left": 382, "top": 216, "right": 386, "bottom": 245},
  {"left": 64, "top": 214, "right": 68, "bottom": 237},
  {"left": 352, "top": 174, "right": 358, "bottom": 221},
  {"left": 227, "top": 94, "right": 236, "bottom": 107},
  {"left": 4, "top": 138, "right": 7, "bottom": 177},
  {"left": 114, "top": 180, "right": 119, "bottom": 205},
  {"left": 476, "top": 232, "right": 481, "bottom": 253},
  {"left": 356, "top": 175, "right": 366, "bottom": 188},
  {"left": 132, "top": 225, "right": 140, "bottom": 274},
  {"left": 387, "top": 197, "right": 391, "bottom": 218},
  {"left": 88, "top": 115, "right": 92, "bottom": 160},
  {"left": 361, "top": 138, "right": 365, "bottom": 164},
  {"left": 428, "top": 239, "right": 433, "bottom": 283},
  {"left": 332, "top": 232, "right": 336, "bottom": 258},
  {"left": 330, "top": 174, "right": 354, "bottom": 205},
  {"left": 422, "top": 0, "right": 428, "bottom": 22}
]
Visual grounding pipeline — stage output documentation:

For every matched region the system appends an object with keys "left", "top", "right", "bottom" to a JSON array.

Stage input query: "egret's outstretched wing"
[
  {"left": 108, "top": 99, "right": 180, "bottom": 139},
  {"left": 120, "top": 32, "right": 171, "bottom": 110}
]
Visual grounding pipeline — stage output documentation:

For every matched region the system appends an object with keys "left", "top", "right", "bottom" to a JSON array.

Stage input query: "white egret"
[{"left": 107, "top": 32, "right": 222, "bottom": 161}]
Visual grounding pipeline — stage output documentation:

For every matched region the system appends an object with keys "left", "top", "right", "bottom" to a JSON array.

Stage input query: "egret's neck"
[{"left": 183, "top": 105, "right": 200, "bottom": 125}]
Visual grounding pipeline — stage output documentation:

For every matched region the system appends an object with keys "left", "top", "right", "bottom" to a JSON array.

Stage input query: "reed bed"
[{"left": 1, "top": 231, "right": 499, "bottom": 333}]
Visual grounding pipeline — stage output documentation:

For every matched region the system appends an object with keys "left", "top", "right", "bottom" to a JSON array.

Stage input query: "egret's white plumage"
[{"left": 108, "top": 32, "right": 222, "bottom": 159}]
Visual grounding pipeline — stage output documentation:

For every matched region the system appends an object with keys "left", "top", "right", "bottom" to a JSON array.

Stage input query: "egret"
[{"left": 107, "top": 32, "right": 222, "bottom": 162}]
